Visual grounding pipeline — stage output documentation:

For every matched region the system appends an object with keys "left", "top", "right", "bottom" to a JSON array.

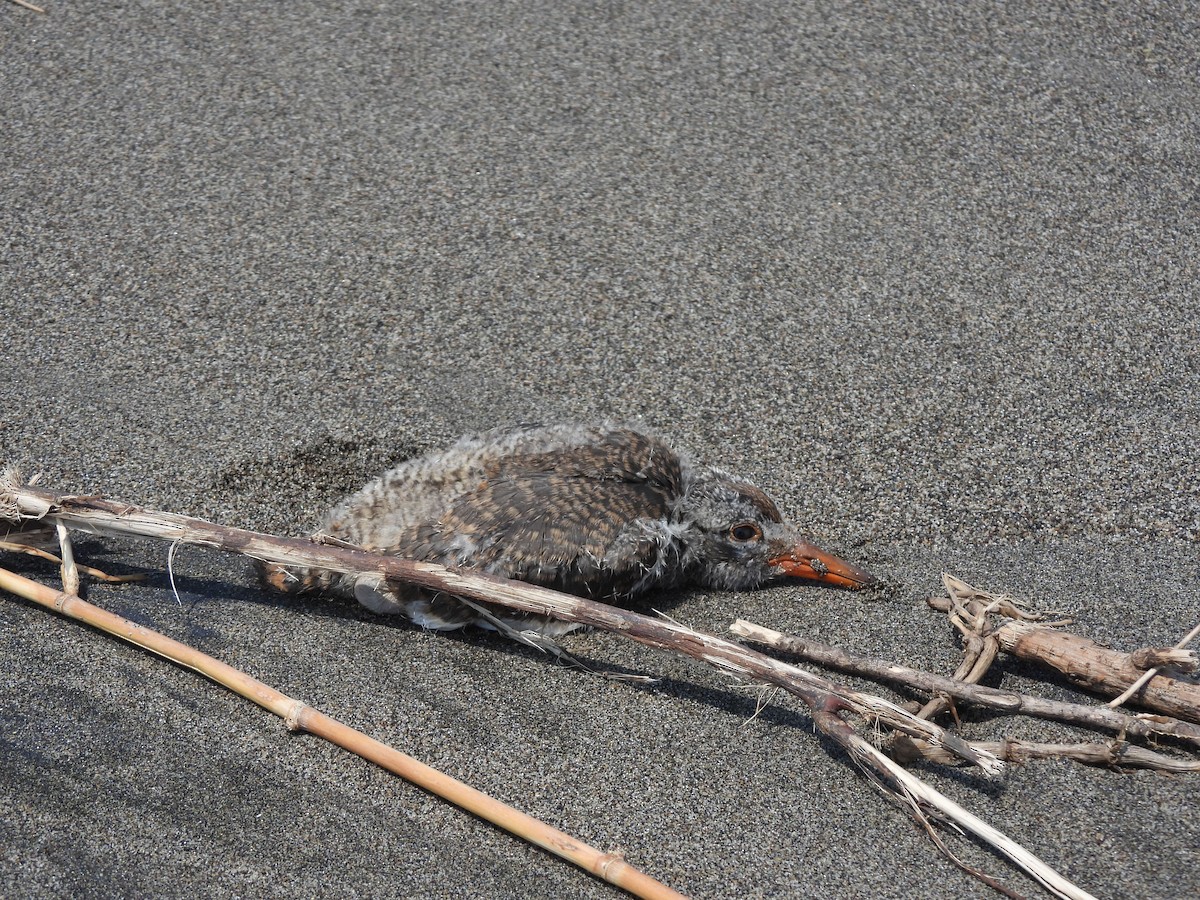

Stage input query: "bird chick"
[{"left": 261, "top": 423, "right": 873, "bottom": 639}]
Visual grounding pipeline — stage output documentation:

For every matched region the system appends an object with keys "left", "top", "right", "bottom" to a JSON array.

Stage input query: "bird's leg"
[{"left": 454, "top": 596, "right": 657, "bottom": 684}]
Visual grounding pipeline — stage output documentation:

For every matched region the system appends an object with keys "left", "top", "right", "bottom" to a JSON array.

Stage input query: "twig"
[
  {"left": 7, "top": 0, "right": 46, "bottom": 13},
  {"left": 167, "top": 538, "right": 185, "bottom": 606},
  {"left": 0, "top": 564, "right": 684, "bottom": 900},
  {"left": 916, "top": 631, "right": 1000, "bottom": 722},
  {"left": 55, "top": 522, "right": 79, "bottom": 596},
  {"left": 812, "top": 709, "right": 1097, "bottom": 900},
  {"left": 895, "top": 737, "right": 1200, "bottom": 773},
  {"left": 929, "top": 579, "right": 1200, "bottom": 724},
  {"left": 731, "top": 620, "right": 1200, "bottom": 749},
  {"left": 993, "top": 620, "right": 1200, "bottom": 723},
  {"left": 940, "top": 574, "right": 1052, "bottom": 622},
  {"left": 0, "top": 538, "right": 144, "bottom": 582}
]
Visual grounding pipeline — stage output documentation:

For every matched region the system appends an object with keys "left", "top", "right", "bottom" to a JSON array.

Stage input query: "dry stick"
[
  {"left": 0, "top": 538, "right": 145, "bottom": 583},
  {"left": 7, "top": 0, "right": 46, "bottom": 12},
  {"left": 994, "top": 621, "right": 1200, "bottom": 723},
  {"left": 0, "top": 565, "right": 685, "bottom": 900},
  {"left": 941, "top": 573, "right": 1051, "bottom": 623},
  {"left": 811, "top": 710, "right": 1097, "bottom": 900},
  {"left": 0, "top": 479, "right": 1103, "bottom": 900},
  {"left": 897, "top": 737, "right": 1200, "bottom": 773},
  {"left": 921, "top": 575, "right": 1037, "bottom": 723},
  {"left": 916, "top": 632, "right": 1000, "bottom": 722},
  {"left": 729, "top": 620, "right": 1200, "bottom": 751},
  {"left": 1, "top": 479, "right": 999, "bottom": 774}
]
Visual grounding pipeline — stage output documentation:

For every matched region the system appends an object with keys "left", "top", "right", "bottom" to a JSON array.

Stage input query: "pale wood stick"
[
  {"left": 8, "top": 0, "right": 46, "bottom": 12},
  {"left": 0, "top": 565, "right": 685, "bottom": 900},
  {"left": 0, "top": 477, "right": 1002, "bottom": 775},
  {"left": 994, "top": 620, "right": 1200, "bottom": 724},
  {"left": 55, "top": 522, "right": 80, "bottom": 596},
  {"left": 729, "top": 620, "right": 1200, "bottom": 750}
]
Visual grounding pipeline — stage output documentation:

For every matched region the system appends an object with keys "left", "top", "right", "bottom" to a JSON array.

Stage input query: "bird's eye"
[{"left": 728, "top": 522, "right": 762, "bottom": 542}]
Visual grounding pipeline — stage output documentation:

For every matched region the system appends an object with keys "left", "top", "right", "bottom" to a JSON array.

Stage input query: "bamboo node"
[
  {"left": 284, "top": 700, "right": 309, "bottom": 732},
  {"left": 595, "top": 850, "right": 628, "bottom": 879}
]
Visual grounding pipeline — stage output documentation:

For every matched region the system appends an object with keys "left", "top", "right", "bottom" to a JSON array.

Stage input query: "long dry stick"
[
  {"left": 1, "top": 476, "right": 998, "bottom": 774},
  {"left": 0, "top": 564, "right": 684, "bottom": 900},
  {"left": 0, "top": 537, "right": 144, "bottom": 582},
  {"left": 730, "top": 620, "right": 1200, "bottom": 751},
  {"left": 896, "top": 737, "right": 1200, "bottom": 773},
  {"left": 823, "top": 721, "right": 1097, "bottom": 900},
  {"left": 2, "top": 474, "right": 1100, "bottom": 899}
]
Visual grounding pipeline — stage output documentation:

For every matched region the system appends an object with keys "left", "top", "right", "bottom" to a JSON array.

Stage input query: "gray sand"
[{"left": 2, "top": 3, "right": 1198, "bottom": 898}]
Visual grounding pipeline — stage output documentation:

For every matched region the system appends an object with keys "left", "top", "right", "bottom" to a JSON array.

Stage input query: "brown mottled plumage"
[{"left": 261, "top": 423, "right": 873, "bottom": 639}]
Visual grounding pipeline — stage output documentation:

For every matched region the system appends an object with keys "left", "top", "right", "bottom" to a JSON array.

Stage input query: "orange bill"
[{"left": 768, "top": 541, "right": 875, "bottom": 590}]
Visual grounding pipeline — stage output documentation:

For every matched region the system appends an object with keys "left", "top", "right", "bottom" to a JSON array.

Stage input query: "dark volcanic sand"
[{"left": 2, "top": 4, "right": 1198, "bottom": 898}]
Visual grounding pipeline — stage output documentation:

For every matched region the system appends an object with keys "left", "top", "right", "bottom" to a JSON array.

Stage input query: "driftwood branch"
[
  {"left": 0, "top": 564, "right": 683, "bottom": 900},
  {"left": 0, "top": 472, "right": 1100, "bottom": 900},
  {"left": 928, "top": 582, "right": 1200, "bottom": 725},
  {"left": 1110, "top": 620, "right": 1200, "bottom": 710},
  {"left": 729, "top": 620, "right": 1200, "bottom": 751},
  {"left": 993, "top": 621, "right": 1200, "bottom": 723}
]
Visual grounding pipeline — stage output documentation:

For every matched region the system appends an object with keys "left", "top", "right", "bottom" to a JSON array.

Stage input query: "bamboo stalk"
[{"left": 0, "top": 565, "right": 684, "bottom": 900}]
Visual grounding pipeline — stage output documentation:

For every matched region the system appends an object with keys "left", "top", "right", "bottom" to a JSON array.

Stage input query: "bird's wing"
[
  {"left": 423, "top": 430, "right": 686, "bottom": 599},
  {"left": 441, "top": 474, "right": 678, "bottom": 598}
]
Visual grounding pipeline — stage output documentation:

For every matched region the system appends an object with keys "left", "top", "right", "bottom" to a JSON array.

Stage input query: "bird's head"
[{"left": 673, "top": 470, "right": 875, "bottom": 592}]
